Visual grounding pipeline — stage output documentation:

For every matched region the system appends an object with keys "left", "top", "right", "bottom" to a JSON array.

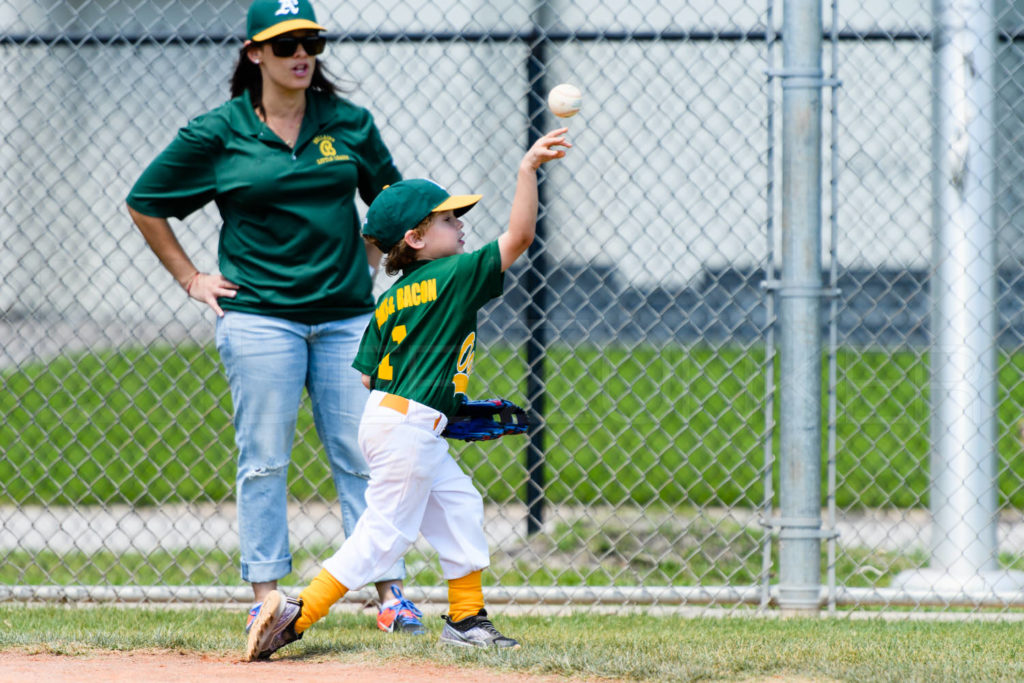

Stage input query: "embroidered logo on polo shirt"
[{"left": 314, "top": 135, "right": 350, "bottom": 165}]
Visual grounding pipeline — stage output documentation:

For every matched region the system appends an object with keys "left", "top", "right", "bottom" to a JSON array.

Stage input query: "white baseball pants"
[{"left": 323, "top": 390, "right": 490, "bottom": 590}]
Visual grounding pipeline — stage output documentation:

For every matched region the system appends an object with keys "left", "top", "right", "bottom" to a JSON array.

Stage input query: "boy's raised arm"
[{"left": 498, "top": 128, "right": 571, "bottom": 272}]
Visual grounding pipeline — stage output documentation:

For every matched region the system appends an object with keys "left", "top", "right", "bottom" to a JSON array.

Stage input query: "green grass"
[
  {"left": 3, "top": 605, "right": 1024, "bottom": 681},
  {"left": 4, "top": 342, "right": 1024, "bottom": 509}
]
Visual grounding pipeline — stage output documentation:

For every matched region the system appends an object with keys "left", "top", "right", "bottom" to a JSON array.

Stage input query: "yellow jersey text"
[{"left": 375, "top": 278, "right": 438, "bottom": 328}]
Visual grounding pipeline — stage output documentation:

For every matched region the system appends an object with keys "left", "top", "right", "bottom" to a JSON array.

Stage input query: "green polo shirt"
[
  {"left": 353, "top": 241, "right": 504, "bottom": 417},
  {"left": 126, "top": 90, "right": 401, "bottom": 324}
]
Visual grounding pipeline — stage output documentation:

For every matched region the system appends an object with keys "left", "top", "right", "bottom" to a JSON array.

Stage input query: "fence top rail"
[
  {"left": 2, "top": 29, "right": 755, "bottom": 45},
  {"left": 12, "top": 27, "right": 1024, "bottom": 47}
]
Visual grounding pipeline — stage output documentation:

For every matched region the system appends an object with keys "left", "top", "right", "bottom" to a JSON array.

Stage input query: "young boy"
[{"left": 244, "top": 127, "right": 571, "bottom": 660}]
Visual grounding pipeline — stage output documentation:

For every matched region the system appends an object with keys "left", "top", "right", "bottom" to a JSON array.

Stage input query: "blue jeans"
[{"left": 215, "top": 310, "right": 405, "bottom": 584}]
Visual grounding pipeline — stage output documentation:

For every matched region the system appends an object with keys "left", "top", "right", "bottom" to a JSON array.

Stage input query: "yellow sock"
[
  {"left": 295, "top": 568, "right": 348, "bottom": 633},
  {"left": 447, "top": 570, "right": 484, "bottom": 622}
]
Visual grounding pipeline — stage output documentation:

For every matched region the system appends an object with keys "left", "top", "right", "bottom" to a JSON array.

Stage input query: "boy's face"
[{"left": 415, "top": 210, "right": 465, "bottom": 260}]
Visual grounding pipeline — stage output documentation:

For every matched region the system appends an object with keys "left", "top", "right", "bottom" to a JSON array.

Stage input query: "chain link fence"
[{"left": 4, "top": 0, "right": 1024, "bottom": 614}]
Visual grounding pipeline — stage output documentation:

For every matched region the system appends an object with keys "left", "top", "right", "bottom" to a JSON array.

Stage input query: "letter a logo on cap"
[{"left": 276, "top": 0, "right": 300, "bottom": 15}]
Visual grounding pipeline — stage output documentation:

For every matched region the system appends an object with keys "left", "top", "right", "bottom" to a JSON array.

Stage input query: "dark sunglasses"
[{"left": 268, "top": 35, "right": 326, "bottom": 57}]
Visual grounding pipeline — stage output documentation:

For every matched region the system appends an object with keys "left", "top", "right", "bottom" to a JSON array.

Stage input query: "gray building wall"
[{"left": 4, "top": 1, "right": 1024, "bottom": 357}]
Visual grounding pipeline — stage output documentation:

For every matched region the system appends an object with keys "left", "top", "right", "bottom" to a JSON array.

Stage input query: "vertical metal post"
[
  {"left": 759, "top": 0, "right": 779, "bottom": 613},
  {"left": 930, "top": 0, "right": 997, "bottom": 579},
  {"left": 894, "top": 0, "right": 1024, "bottom": 595},
  {"left": 777, "top": 0, "right": 824, "bottom": 612},
  {"left": 825, "top": 0, "right": 841, "bottom": 615},
  {"left": 523, "top": 2, "right": 551, "bottom": 535}
]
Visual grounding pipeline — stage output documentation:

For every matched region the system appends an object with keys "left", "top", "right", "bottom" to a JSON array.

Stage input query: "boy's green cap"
[
  {"left": 247, "top": 0, "right": 325, "bottom": 42},
  {"left": 364, "top": 179, "right": 482, "bottom": 251}
]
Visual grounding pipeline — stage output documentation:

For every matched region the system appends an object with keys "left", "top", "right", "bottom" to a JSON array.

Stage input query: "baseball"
[{"left": 548, "top": 83, "right": 582, "bottom": 118}]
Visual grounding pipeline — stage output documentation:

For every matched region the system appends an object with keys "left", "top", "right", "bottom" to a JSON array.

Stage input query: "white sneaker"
[{"left": 440, "top": 609, "right": 519, "bottom": 648}]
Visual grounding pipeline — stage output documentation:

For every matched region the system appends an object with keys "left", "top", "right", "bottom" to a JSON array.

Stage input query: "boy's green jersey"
[{"left": 353, "top": 241, "right": 504, "bottom": 417}]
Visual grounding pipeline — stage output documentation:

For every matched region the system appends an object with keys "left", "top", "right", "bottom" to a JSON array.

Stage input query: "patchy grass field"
[{"left": 2, "top": 605, "right": 1024, "bottom": 682}]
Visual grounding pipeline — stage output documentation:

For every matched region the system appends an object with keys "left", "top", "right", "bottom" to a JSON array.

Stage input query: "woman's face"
[{"left": 249, "top": 30, "right": 322, "bottom": 93}]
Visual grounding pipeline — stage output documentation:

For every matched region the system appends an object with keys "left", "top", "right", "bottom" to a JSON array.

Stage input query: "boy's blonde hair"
[{"left": 369, "top": 214, "right": 433, "bottom": 277}]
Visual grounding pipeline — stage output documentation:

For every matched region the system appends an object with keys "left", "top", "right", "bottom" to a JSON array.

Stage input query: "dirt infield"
[
  {"left": 0, "top": 650, "right": 591, "bottom": 682},
  {"left": 0, "top": 651, "right": 835, "bottom": 683}
]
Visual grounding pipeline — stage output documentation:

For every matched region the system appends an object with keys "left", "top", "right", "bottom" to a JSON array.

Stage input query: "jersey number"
[
  {"left": 377, "top": 325, "right": 406, "bottom": 381},
  {"left": 377, "top": 327, "right": 475, "bottom": 398}
]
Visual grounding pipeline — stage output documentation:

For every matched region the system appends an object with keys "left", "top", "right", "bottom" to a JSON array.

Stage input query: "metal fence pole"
[
  {"left": 776, "top": 0, "right": 824, "bottom": 612},
  {"left": 824, "top": 0, "right": 841, "bottom": 615},
  {"left": 523, "top": 2, "right": 552, "bottom": 536},
  {"left": 928, "top": 0, "right": 999, "bottom": 587},
  {"left": 759, "top": 0, "right": 779, "bottom": 613},
  {"left": 893, "top": 0, "right": 1024, "bottom": 595}
]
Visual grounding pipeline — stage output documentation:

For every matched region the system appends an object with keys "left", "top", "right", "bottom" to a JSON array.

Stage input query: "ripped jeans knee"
[{"left": 236, "top": 457, "right": 292, "bottom": 582}]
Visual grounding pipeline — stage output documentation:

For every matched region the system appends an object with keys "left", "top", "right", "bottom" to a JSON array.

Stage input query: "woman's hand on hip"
[{"left": 187, "top": 272, "right": 239, "bottom": 318}]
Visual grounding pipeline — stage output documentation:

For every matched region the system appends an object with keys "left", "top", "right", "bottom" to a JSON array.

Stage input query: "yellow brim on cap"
[
  {"left": 252, "top": 19, "right": 326, "bottom": 42},
  {"left": 433, "top": 194, "right": 482, "bottom": 214}
]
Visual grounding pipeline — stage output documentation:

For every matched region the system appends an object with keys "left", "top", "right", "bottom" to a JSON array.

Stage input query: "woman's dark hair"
[{"left": 230, "top": 44, "right": 349, "bottom": 118}]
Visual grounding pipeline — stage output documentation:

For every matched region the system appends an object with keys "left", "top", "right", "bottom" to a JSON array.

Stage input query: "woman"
[{"left": 126, "top": 0, "right": 424, "bottom": 636}]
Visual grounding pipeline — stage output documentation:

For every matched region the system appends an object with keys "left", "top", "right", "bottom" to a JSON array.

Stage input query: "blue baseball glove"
[{"left": 442, "top": 399, "right": 530, "bottom": 442}]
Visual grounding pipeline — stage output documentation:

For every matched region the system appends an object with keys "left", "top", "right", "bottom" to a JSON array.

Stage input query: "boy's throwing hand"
[{"left": 523, "top": 127, "right": 572, "bottom": 171}]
